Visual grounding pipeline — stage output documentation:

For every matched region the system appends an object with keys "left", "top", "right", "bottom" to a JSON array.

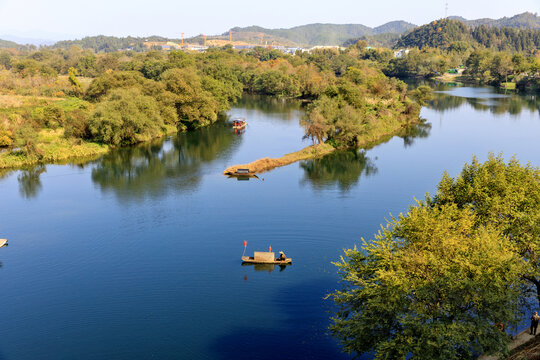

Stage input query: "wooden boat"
[
  {"left": 232, "top": 118, "right": 247, "bottom": 130},
  {"left": 242, "top": 251, "right": 292, "bottom": 265},
  {"left": 227, "top": 168, "right": 259, "bottom": 178},
  {"left": 0, "top": 239, "right": 7, "bottom": 248}
]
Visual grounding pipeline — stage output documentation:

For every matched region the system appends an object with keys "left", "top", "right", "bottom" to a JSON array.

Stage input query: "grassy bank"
[
  {"left": 0, "top": 125, "right": 179, "bottom": 169},
  {"left": 223, "top": 143, "right": 335, "bottom": 175},
  {"left": 0, "top": 128, "right": 109, "bottom": 169}
]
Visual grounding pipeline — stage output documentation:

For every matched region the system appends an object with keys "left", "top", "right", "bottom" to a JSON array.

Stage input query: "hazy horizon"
[{"left": 0, "top": 0, "right": 538, "bottom": 43}]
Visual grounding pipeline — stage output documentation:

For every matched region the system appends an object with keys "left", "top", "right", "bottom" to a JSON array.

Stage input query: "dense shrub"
[
  {"left": 0, "top": 128, "right": 13, "bottom": 147},
  {"left": 64, "top": 109, "right": 91, "bottom": 139},
  {"left": 88, "top": 88, "right": 166, "bottom": 145}
]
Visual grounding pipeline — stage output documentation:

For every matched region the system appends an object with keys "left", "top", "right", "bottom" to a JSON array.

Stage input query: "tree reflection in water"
[
  {"left": 300, "top": 120, "right": 434, "bottom": 192},
  {"left": 17, "top": 165, "right": 46, "bottom": 199},
  {"left": 399, "top": 121, "right": 432, "bottom": 147},
  {"left": 300, "top": 150, "right": 378, "bottom": 192},
  {"left": 91, "top": 120, "right": 239, "bottom": 200},
  {"left": 430, "top": 89, "right": 538, "bottom": 116},
  {"left": 234, "top": 94, "right": 302, "bottom": 119}
]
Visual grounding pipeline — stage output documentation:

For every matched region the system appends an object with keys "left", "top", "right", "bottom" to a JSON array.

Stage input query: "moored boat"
[{"left": 0, "top": 239, "right": 7, "bottom": 248}]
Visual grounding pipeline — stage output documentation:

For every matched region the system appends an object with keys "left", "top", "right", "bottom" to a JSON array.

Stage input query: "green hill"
[
  {"left": 395, "top": 18, "right": 540, "bottom": 52},
  {"left": 229, "top": 24, "right": 375, "bottom": 46},
  {"left": 0, "top": 38, "right": 22, "bottom": 49},
  {"left": 449, "top": 12, "right": 540, "bottom": 29},
  {"left": 228, "top": 21, "right": 416, "bottom": 46},
  {"left": 51, "top": 35, "right": 170, "bottom": 52},
  {"left": 395, "top": 19, "right": 472, "bottom": 49},
  {"left": 373, "top": 21, "right": 416, "bottom": 34}
]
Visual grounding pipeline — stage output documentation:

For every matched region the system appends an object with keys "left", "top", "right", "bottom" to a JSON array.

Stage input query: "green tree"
[
  {"left": 410, "top": 85, "right": 433, "bottom": 106},
  {"left": 329, "top": 203, "right": 525, "bottom": 359},
  {"left": 302, "top": 66, "right": 419, "bottom": 148},
  {"left": 14, "top": 124, "right": 41, "bottom": 156},
  {"left": 430, "top": 154, "right": 540, "bottom": 304},
  {"left": 161, "top": 68, "right": 219, "bottom": 129},
  {"left": 64, "top": 109, "right": 91, "bottom": 139},
  {"left": 88, "top": 88, "right": 166, "bottom": 145},
  {"left": 68, "top": 67, "right": 83, "bottom": 96}
]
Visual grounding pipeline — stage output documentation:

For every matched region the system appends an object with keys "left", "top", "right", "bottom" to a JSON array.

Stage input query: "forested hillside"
[
  {"left": 449, "top": 12, "right": 540, "bottom": 29},
  {"left": 396, "top": 19, "right": 540, "bottom": 52},
  {"left": 52, "top": 35, "right": 169, "bottom": 52},
  {"left": 0, "top": 39, "right": 27, "bottom": 50},
  {"left": 229, "top": 22, "right": 416, "bottom": 46}
]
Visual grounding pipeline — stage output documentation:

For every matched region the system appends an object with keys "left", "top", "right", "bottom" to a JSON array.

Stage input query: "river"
[{"left": 0, "top": 87, "right": 538, "bottom": 359}]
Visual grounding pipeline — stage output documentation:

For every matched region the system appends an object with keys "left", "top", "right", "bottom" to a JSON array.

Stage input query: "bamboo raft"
[{"left": 242, "top": 251, "right": 292, "bottom": 265}]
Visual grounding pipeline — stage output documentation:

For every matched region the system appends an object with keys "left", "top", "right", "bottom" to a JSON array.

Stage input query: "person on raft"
[{"left": 277, "top": 251, "right": 287, "bottom": 261}]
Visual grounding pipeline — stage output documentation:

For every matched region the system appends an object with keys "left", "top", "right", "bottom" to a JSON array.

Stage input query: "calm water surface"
[{"left": 0, "top": 88, "right": 538, "bottom": 359}]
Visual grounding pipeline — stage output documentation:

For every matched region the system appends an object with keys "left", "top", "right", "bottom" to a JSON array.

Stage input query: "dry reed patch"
[{"left": 223, "top": 143, "right": 334, "bottom": 175}]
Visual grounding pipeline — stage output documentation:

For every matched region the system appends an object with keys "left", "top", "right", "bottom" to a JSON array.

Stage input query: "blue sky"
[{"left": 0, "top": 0, "right": 538, "bottom": 40}]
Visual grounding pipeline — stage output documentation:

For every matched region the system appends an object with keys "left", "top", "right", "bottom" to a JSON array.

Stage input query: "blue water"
[{"left": 0, "top": 89, "right": 538, "bottom": 359}]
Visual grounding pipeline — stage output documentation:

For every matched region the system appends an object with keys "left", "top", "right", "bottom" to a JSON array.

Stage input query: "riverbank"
[
  {"left": 433, "top": 71, "right": 476, "bottom": 85},
  {"left": 0, "top": 128, "right": 109, "bottom": 169},
  {"left": 223, "top": 143, "right": 335, "bottom": 175},
  {"left": 478, "top": 329, "right": 538, "bottom": 360},
  {"left": 0, "top": 126, "right": 177, "bottom": 169}
]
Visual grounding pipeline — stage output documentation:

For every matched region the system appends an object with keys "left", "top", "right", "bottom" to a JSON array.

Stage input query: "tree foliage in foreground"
[
  {"left": 431, "top": 154, "right": 540, "bottom": 303},
  {"left": 330, "top": 155, "right": 540, "bottom": 359},
  {"left": 330, "top": 204, "right": 525, "bottom": 359}
]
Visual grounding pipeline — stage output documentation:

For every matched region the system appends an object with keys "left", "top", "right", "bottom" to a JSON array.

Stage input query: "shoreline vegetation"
[{"left": 0, "top": 43, "right": 426, "bottom": 171}]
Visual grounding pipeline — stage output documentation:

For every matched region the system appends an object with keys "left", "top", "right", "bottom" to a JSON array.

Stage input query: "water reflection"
[
  {"left": 399, "top": 121, "right": 432, "bottom": 147},
  {"left": 17, "top": 165, "right": 46, "bottom": 199},
  {"left": 210, "top": 279, "right": 347, "bottom": 360},
  {"left": 91, "top": 121, "right": 239, "bottom": 200},
  {"left": 300, "top": 151, "right": 378, "bottom": 192},
  {"left": 299, "top": 121, "right": 433, "bottom": 192},
  {"left": 405, "top": 80, "right": 539, "bottom": 116},
  {"left": 227, "top": 174, "right": 261, "bottom": 181},
  {"left": 233, "top": 94, "right": 302, "bottom": 119},
  {"left": 241, "top": 263, "right": 288, "bottom": 273},
  {"left": 430, "top": 91, "right": 539, "bottom": 115}
]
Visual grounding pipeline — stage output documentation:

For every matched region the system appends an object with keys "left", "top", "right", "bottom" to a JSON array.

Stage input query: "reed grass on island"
[{"left": 223, "top": 143, "right": 335, "bottom": 175}]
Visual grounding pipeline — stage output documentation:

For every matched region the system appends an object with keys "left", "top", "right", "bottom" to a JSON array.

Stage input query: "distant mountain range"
[
  {"left": 0, "top": 12, "right": 538, "bottom": 50},
  {"left": 227, "top": 21, "right": 417, "bottom": 46}
]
